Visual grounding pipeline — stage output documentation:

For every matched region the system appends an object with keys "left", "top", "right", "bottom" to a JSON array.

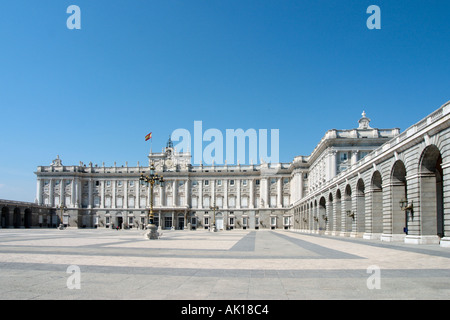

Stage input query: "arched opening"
[
  {"left": 371, "top": 171, "right": 383, "bottom": 236},
  {"left": 391, "top": 160, "right": 407, "bottom": 239},
  {"left": 24, "top": 208, "right": 32, "bottom": 228},
  {"left": 356, "top": 179, "right": 366, "bottom": 236},
  {"left": 343, "top": 184, "right": 352, "bottom": 235},
  {"left": 1, "top": 207, "right": 9, "bottom": 228},
  {"left": 419, "top": 145, "right": 444, "bottom": 238},
  {"left": 313, "top": 200, "right": 318, "bottom": 232},
  {"left": 327, "top": 192, "right": 334, "bottom": 233},
  {"left": 13, "top": 207, "right": 21, "bottom": 228},
  {"left": 319, "top": 196, "right": 326, "bottom": 233},
  {"left": 334, "top": 189, "right": 342, "bottom": 235}
]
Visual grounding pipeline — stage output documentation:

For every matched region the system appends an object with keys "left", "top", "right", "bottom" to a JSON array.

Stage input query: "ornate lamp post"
[
  {"left": 399, "top": 199, "right": 414, "bottom": 234},
  {"left": 56, "top": 205, "right": 67, "bottom": 230},
  {"left": 140, "top": 163, "right": 164, "bottom": 239},
  {"left": 209, "top": 201, "right": 218, "bottom": 232}
]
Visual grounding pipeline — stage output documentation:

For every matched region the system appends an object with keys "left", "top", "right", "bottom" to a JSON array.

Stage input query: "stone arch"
[
  {"left": 370, "top": 170, "right": 383, "bottom": 236},
  {"left": 13, "top": 207, "right": 21, "bottom": 228},
  {"left": 419, "top": 144, "right": 444, "bottom": 239},
  {"left": 319, "top": 196, "right": 326, "bottom": 232},
  {"left": 343, "top": 184, "right": 352, "bottom": 234},
  {"left": 355, "top": 178, "right": 366, "bottom": 235},
  {"left": 334, "top": 189, "right": 342, "bottom": 234},
  {"left": 24, "top": 208, "right": 32, "bottom": 228},
  {"left": 390, "top": 160, "right": 408, "bottom": 239},
  {"left": 1, "top": 207, "right": 9, "bottom": 228},
  {"left": 327, "top": 192, "right": 334, "bottom": 233}
]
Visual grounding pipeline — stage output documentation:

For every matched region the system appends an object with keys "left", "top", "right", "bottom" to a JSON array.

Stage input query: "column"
[
  {"left": 159, "top": 183, "right": 164, "bottom": 207},
  {"left": 185, "top": 179, "right": 190, "bottom": 207},
  {"left": 101, "top": 180, "right": 105, "bottom": 208},
  {"left": 60, "top": 179, "right": 65, "bottom": 206},
  {"left": 124, "top": 180, "right": 128, "bottom": 209},
  {"left": 49, "top": 179, "right": 54, "bottom": 207},
  {"left": 330, "top": 150, "right": 337, "bottom": 179},
  {"left": 88, "top": 179, "right": 93, "bottom": 209},
  {"left": 351, "top": 150, "right": 359, "bottom": 165},
  {"left": 71, "top": 178, "right": 76, "bottom": 208},
  {"left": 277, "top": 178, "right": 282, "bottom": 208},
  {"left": 112, "top": 180, "right": 116, "bottom": 208},
  {"left": 224, "top": 179, "right": 228, "bottom": 209},
  {"left": 211, "top": 180, "right": 215, "bottom": 206},
  {"left": 36, "top": 179, "right": 43, "bottom": 205},
  {"left": 172, "top": 180, "right": 177, "bottom": 207},
  {"left": 261, "top": 178, "right": 268, "bottom": 208},
  {"left": 249, "top": 179, "right": 254, "bottom": 209},
  {"left": 198, "top": 180, "right": 203, "bottom": 209},
  {"left": 236, "top": 179, "right": 241, "bottom": 209},
  {"left": 135, "top": 180, "right": 140, "bottom": 209}
]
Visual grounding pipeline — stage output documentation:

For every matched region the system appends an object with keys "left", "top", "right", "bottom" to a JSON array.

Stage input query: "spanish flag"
[{"left": 145, "top": 132, "right": 152, "bottom": 141}]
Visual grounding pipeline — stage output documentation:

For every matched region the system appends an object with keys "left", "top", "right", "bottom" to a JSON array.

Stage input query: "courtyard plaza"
[{"left": 0, "top": 228, "right": 449, "bottom": 300}]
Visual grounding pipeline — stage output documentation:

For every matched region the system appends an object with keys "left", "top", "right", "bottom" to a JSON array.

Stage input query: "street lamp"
[
  {"left": 56, "top": 204, "right": 67, "bottom": 230},
  {"left": 139, "top": 162, "right": 164, "bottom": 239},
  {"left": 209, "top": 201, "right": 218, "bottom": 232},
  {"left": 399, "top": 199, "right": 414, "bottom": 234}
]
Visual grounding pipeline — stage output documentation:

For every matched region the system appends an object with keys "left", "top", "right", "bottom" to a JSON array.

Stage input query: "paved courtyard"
[{"left": 0, "top": 228, "right": 449, "bottom": 300}]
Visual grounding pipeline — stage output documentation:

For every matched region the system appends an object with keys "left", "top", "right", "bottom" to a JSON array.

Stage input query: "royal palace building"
[{"left": 4, "top": 100, "right": 449, "bottom": 246}]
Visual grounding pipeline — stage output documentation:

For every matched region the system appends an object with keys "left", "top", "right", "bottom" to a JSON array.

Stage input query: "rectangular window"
[
  {"left": 216, "top": 197, "right": 223, "bottom": 208},
  {"left": 241, "top": 196, "right": 248, "bottom": 208},
  {"left": 203, "top": 197, "right": 210, "bottom": 207}
]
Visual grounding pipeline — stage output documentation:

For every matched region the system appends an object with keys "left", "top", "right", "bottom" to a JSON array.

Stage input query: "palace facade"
[{"left": 15, "top": 100, "right": 450, "bottom": 246}]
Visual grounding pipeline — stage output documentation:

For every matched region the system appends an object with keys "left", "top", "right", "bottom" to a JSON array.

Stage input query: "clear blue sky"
[{"left": 0, "top": 0, "right": 449, "bottom": 202}]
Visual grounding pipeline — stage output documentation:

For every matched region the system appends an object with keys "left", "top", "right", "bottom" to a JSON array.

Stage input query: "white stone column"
[
  {"left": 159, "top": 183, "right": 164, "bottom": 207},
  {"left": 172, "top": 180, "right": 177, "bottom": 207},
  {"left": 49, "top": 179, "right": 54, "bottom": 207},
  {"left": 88, "top": 179, "right": 93, "bottom": 208},
  {"left": 60, "top": 179, "right": 65, "bottom": 206},
  {"left": 249, "top": 179, "right": 254, "bottom": 209},
  {"left": 135, "top": 180, "right": 140, "bottom": 209},
  {"left": 185, "top": 179, "right": 190, "bottom": 207},
  {"left": 261, "top": 178, "right": 268, "bottom": 208},
  {"left": 71, "top": 178, "right": 76, "bottom": 208},
  {"left": 236, "top": 179, "right": 241, "bottom": 209},
  {"left": 101, "top": 180, "right": 105, "bottom": 208},
  {"left": 112, "top": 180, "right": 116, "bottom": 209},
  {"left": 330, "top": 151, "right": 337, "bottom": 179},
  {"left": 198, "top": 180, "right": 203, "bottom": 209},
  {"left": 351, "top": 150, "right": 359, "bottom": 165},
  {"left": 277, "top": 178, "right": 282, "bottom": 208},
  {"left": 211, "top": 180, "right": 216, "bottom": 206},
  {"left": 224, "top": 179, "right": 228, "bottom": 209},
  {"left": 124, "top": 180, "right": 128, "bottom": 209}
]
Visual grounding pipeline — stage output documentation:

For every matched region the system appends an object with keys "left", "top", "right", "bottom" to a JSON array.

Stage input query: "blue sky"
[{"left": 0, "top": 0, "right": 449, "bottom": 202}]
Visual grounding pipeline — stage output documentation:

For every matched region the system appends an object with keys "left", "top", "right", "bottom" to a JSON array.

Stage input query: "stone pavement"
[{"left": 0, "top": 228, "right": 449, "bottom": 300}]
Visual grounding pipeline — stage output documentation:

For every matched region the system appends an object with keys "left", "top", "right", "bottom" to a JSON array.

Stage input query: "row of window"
[
  {"left": 43, "top": 177, "right": 291, "bottom": 189},
  {"left": 47, "top": 194, "right": 290, "bottom": 208}
]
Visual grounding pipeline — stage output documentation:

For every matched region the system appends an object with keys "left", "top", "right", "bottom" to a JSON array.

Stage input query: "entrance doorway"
[
  {"left": 215, "top": 212, "right": 224, "bottom": 230},
  {"left": 178, "top": 216, "right": 184, "bottom": 230},
  {"left": 117, "top": 217, "right": 123, "bottom": 229}
]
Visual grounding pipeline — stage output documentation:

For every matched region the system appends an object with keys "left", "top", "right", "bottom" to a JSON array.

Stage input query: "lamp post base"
[{"left": 145, "top": 224, "right": 160, "bottom": 240}]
